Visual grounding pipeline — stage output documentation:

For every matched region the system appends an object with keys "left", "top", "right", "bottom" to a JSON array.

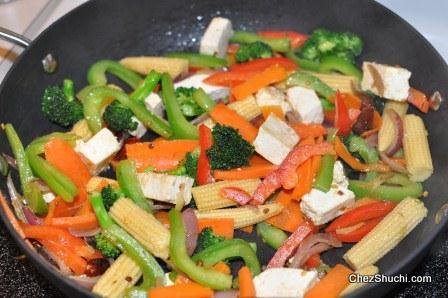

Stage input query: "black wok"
[{"left": 0, "top": 0, "right": 447, "bottom": 297}]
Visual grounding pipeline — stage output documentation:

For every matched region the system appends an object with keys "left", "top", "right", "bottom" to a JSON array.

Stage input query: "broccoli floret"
[
  {"left": 175, "top": 87, "right": 204, "bottom": 117},
  {"left": 207, "top": 124, "right": 254, "bottom": 170},
  {"left": 185, "top": 149, "right": 200, "bottom": 180},
  {"left": 94, "top": 233, "right": 121, "bottom": 258},
  {"left": 196, "top": 227, "right": 225, "bottom": 252},
  {"left": 41, "top": 84, "right": 83, "bottom": 127},
  {"left": 299, "top": 28, "right": 363, "bottom": 63},
  {"left": 101, "top": 185, "right": 124, "bottom": 211},
  {"left": 235, "top": 41, "right": 273, "bottom": 63},
  {"left": 103, "top": 100, "right": 138, "bottom": 132}
]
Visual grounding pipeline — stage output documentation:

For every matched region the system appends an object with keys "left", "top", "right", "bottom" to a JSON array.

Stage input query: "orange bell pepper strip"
[
  {"left": 251, "top": 143, "right": 335, "bottom": 205},
  {"left": 44, "top": 138, "right": 91, "bottom": 188},
  {"left": 40, "top": 239, "right": 87, "bottom": 275},
  {"left": 267, "top": 221, "right": 313, "bottom": 268},
  {"left": 125, "top": 140, "right": 199, "bottom": 172},
  {"left": 231, "top": 65, "right": 288, "bottom": 100},
  {"left": 266, "top": 200, "right": 304, "bottom": 233},
  {"left": 197, "top": 218, "right": 234, "bottom": 239},
  {"left": 238, "top": 266, "right": 256, "bottom": 298},
  {"left": 209, "top": 103, "right": 258, "bottom": 142},
  {"left": 334, "top": 137, "right": 390, "bottom": 172},
  {"left": 408, "top": 87, "right": 430, "bottom": 113},
  {"left": 304, "top": 264, "right": 353, "bottom": 298},
  {"left": 49, "top": 213, "right": 99, "bottom": 230},
  {"left": 148, "top": 282, "right": 214, "bottom": 298},
  {"left": 230, "top": 57, "right": 298, "bottom": 73},
  {"left": 258, "top": 31, "right": 309, "bottom": 48},
  {"left": 332, "top": 216, "right": 384, "bottom": 243},
  {"left": 291, "top": 123, "right": 327, "bottom": 139},
  {"left": 325, "top": 201, "right": 396, "bottom": 232}
]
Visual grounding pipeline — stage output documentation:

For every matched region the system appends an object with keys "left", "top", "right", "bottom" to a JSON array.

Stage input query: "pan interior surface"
[{"left": 0, "top": 0, "right": 447, "bottom": 297}]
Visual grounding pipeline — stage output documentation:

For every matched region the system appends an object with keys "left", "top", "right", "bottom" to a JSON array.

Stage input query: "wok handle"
[{"left": 0, "top": 27, "right": 31, "bottom": 48}]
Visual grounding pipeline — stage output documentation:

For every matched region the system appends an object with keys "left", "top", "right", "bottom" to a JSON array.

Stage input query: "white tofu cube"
[
  {"left": 174, "top": 73, "right": 229, "bottom": 101},
  {"left": 361, "top": 62, "right": 411, "bottom": 101},
  {"left": 199, "top": 17, "right": 233, "bottom": 58},
  {"left": 42, "top": 192, "right": 56, "bottom": 203},
  {"left": 76, "top": 128, "right": 121, "bottom": 174},
  {"left": 137, "top": 172, "right": 194, "bottom": 205},
  {"left": 253, "top": 268, "right": 319, "bottom": 298},
  {"left": 253, "top": 114, "right": 299, "bottom": 165},
  {"left": 301, "top": 186, "right": 355, "bottom": 225},
  {"left": 255, "top": 87, "right": 291, "bottom": 114},
  {"left": 144, "top": 92, "right": 165, "bottom": 117},
  {"left": 128, "top": 117, "right": 147, "bottom": 139},
  {"left": 286, "top": 86, "right": 324, "bottom": 124}
]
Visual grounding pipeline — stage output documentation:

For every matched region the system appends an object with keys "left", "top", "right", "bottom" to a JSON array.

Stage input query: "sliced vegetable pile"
[{"left": 1, "top": 16, "right": 440, "bottom": 298}]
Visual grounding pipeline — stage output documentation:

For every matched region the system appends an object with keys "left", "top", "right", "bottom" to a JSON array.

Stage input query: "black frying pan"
[{"left": 0, "top": 0, "right": 447, "bottom": 297}]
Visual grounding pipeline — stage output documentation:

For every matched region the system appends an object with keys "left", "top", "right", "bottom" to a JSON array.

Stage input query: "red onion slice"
[
  {"left": 182, "top": 208, "right": 199, "bottom": 256},
  {"left": 384, "top": 109, "right": 403, "bottom": 156},
  {"left": 364, "top": 132, "right": 378, "bottom": 148},
  {"left": 2, "top": 153, "right": 17, "bottom": 170},
  {"left": 429, "top": 91, "right": 442, "bottom": 111},
  {"left": 22, "top": 206, "right": 42, "bottom": 225},
  {"left": 69, "top": 274, "right": 101, "bottom": 289},
  {"left": 213, "top": 290, "right": 239, "bottom": 298},
  {"left": 290, "top": 233, "right": 342, "bottom": 268},
  {"left": 69, "top": 227, "right": 101, "bottom": 238},
  {"left": 379, "top": 152, "right": 409, "bottom": 174},
  {"left": 6, "top": 174, "right": 27, "bottom": 222}
]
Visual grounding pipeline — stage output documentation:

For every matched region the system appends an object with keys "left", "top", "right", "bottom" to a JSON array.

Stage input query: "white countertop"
[{"left": 0, "top": 0, "right": 447, "bottom": 81}]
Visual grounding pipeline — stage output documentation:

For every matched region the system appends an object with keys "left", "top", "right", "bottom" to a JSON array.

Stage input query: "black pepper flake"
[
  {"left": 125, "top": 276, "right": 133, "bottom": 282},
  {"left": 337, "top": 190, "right": 344, "bottom": 195},
  {"left": 263, "top": 208, "right": 269, "bottom": 214}
]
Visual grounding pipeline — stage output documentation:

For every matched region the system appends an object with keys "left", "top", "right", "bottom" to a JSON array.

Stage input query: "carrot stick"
[
  {"left": 40, "top": 239, "right": 87, "bottom": 275},
  {"left": 213, "top": 163, "right": 278, "bottom": 180},
  {"left": 238, "top": 266, "right": 256, "bottom": 298},
  {"left": 154, "top": 211, "right": 170, "bottom": 229},
  {"left": 212, "top": 261, "right": 231, "bottom": 274},
  {"left": 408, "top": 87, "right": 430, "bottom": 113},
  {"left": 44, "top": 138, "right": 91, "bottom": 188},
  {"left": 266, "top": 199, "right": 304, "bottom": 233},
  {"left": 197, "top": 218, "right": 234, "bottom": 239},
  {"left": 240, "top": 225, "right": 254, "bottom": 234},
  {"left": 261, "top": 105, "right": 285, "bottom": 120},
  {"left": 209, "top": 103, "right": 258, "bottom": 142},
  {"left": 304, "top": 264, "right": 353, "bottom": 298},
  {"left": 291, "top": 123, "right": 327, "bottom": 139},
  {"left": 148, "top": 282, "right": 214, "bottom": 298},
  {"left": 231, "top": 65, "right": 288, "bottom": 100},
  {"left": 126, "top": 140, "right": 199, "bottom": 172},
  {"left": 50, "top": 213, "right": 99, "bottom": 230}
]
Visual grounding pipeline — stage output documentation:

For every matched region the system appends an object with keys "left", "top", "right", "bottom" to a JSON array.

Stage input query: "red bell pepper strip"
[
  {"left": 20, "top": 223, "right": 100, "bottom": 260},
  {"left": 230, "top": 57, "right": 298, "bottom": 73},
  {"left": 331, "top": 217, "right": 384, "bottom": 243},
  {"left": 304, "top": 253, "right": 321, "bottom": 268},
  {"left": 251, "top": 143, "right": 335, "bottom": 205},
  {"left": 325, "top": 201, "right": 396, "bottom": 232},
  {"left": 219, "top": 187, "right": 252, "bottom": 205},
  {"left": 334, "top": 91, "right": 351, "bottom": 136},
  {"left": 258, "top": 31, "right": 309, "bottom": 48},
  {"left": 197, "top": 125, "right": 213, "bottom": 185},
  {"left": 267, "top": 221, "right": 313, "bottom": 268}
]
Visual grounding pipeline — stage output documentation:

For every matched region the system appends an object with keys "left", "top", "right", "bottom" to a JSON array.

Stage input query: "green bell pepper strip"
[
  {"left": 192, "top": 88, "right": 216, "bottom": 112},
  {"left": 348, "top": 174, "right": 423, "bottom": 201},
  {"left": 76, "top": 85, "right": 97, "bottom": 103},
  {"left": 286, "top": 71, "right": 336, "bottom": 99},
  {"left": 87, "top": 60, "right": 142, "bottom": 89},
  {"left": 318, "top": 56, "right": 362, "bottom": 81},
  {"left": 161, "top": 74, "right": 199, "bottom": 139},
  {"left": 63, "top": 79, "right": 75, "bottom": 101},
  {"left": 313, "top": 129, "right": 338, "bottom": 192},
  {"left": 168, "top": 209, "right": 232, "bottom": 290},
  {"left": 83, "top": 86, "right": 172, "bottom": 137},
  {"left": 191, "top": 239, "right": 261, "bottom": 276},
  {"left": 166, "top": 52, "right": 228, "bottom": 69},
  {"left": 4, "top": 124, "right": 47, "bottom": 214},
  {"left": 90, "top": 193, "right": 164, "bottom": 293},
  {"left": 256, "top": 222, "right": 287, "bottom": 250},
  {"left": 25, "top": 132, "right": 80, "bottom": 203},
  {"left": 284, "top": 51, "right": 320, "bottom": 71},
  {"left": 116, "top": 160, "right": 152, "bottom": 213},
  {"left": 230, "top": 31, "right": 290, "bottom": 53},
  {"left": 130, "top": 70, "right": 161, "bottom": 103}
]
